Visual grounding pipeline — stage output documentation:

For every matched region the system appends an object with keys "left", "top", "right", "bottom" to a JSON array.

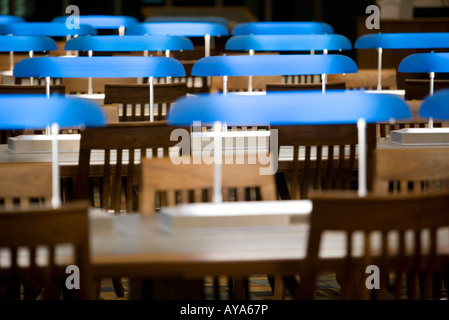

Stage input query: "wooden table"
[{"left": 89, "top": 209, "right": 449, "bottom": 299}]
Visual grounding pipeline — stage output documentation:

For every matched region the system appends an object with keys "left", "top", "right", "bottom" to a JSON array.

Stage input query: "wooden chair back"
[
  {"left": 272, "top": 124, "right": 377, "bottom": 200},
  {"left": 74, "top": 121, "right": 182, "bottom": 213},
  {"left": 327, "top": 68, "right": 397, "bottom": 90},
  {"left": 0, "top": 84, "right": 65, "bottom": 94},
  {"left": 266, "top": 81, "right": 346, "bottom": 92},
  {"left": 0, "top": 163, "right": 52, "bottom": 210},
  {"left": 374, "top": 148, "right": 449, "bottom": 194},
  {"left": 297, "top": 192, "right": 449, "bottom": 300},
  {"left": 62, "top": 77, "right": 137, "bottom": 95},
  {"left": 0, "top": 200, "right": 93, "bottom": 300},
  {"left": 404, "top": 79, "right": 449, "bottom": 100},
  {"left": 139, "top": 156, "right": 277, "bottom": 214},
  {"left": 104, "top": 82, "right": 188, "bottom": 122}
]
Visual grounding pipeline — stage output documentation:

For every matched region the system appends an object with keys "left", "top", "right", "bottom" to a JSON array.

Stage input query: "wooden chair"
[
  {"left": 328, "top": 68, "right": 397, "bottom": 90},
  {"left": 74, "top": 121, "right": 181, "bottom": 214},
  {"left": 374, "top": 148, "right": 449, "bottom": 195},
  {"left": 0, "top": 200, "right": 93, "bottom": 300},
  {"left": 139, "top": 156, "right": 277, "bottom": 214},
  {"left": 272, "top": 124, "right": 377, "bottom": 200},
  {"left": 104, "top": 82, "right": 188, "bottom": 122},
  {"left": 0, "top": 163, "right": 52, "bottom": 210},
  {"left": 138, "top": 156, "right": 279, "bottom": 300},
  {"left": 73, "top": 121, "right": 182, "bottom": 298},
  {"left": 265, "top": 81, "right": 346, "bottom": 92},
  {"left": 290, "top": 191, "right": 449, "bottom": 300}
]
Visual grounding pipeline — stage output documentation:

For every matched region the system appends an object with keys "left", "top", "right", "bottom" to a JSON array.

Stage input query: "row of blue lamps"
[{"left": 1, "top": 16, "right": 449, "bottom": 204}]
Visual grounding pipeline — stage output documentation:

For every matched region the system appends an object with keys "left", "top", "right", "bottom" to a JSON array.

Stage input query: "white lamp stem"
[
  {"left": 321, "top": 73, "right": 327, "bottom": 94},
  {"left": 248, "top": 49, "right": 254, "bottom": 92},
  {"left": 45, "top": 76, "right": 50, "bottom": 98},
  {"left": 149, "top": 76, "right": 154, "bottom": 122},
  {"left": 377, "top": 47, "right": 383, "bottom": 91},
  {"left": 51, "top": 123, "right": 61, "bottom": 209},
  {"left": 223, "top": 75, "right": 228, "bottom": 95},
  {"left": 429, "top": 71, "right": 435, "bottom": 128},
  {"left": 88, "top": 50, "right": 93, "bottom": 95},
  {"left": 357, "top": 118, "right": 367, "bottom": 197}
]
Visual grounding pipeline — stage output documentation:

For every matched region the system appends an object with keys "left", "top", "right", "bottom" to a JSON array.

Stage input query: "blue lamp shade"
[
  {"left": 419, "top": 89, "right": 449, "bottom": 120},
  {"left": 64, "top": 35, "right": 193, "bottom": 52},
  {"left": 231, "top": 22, "right": 334, "bottom": 35},
  {"left": 0, "top": 22, "right": 97, "bottom": 36},
  {"left": 191, "top": 54, "right": 357, "bottom": 77},
  {"left": 167, "top": 91, "right": 412, "bottom": 126},
  {"left": 0, "top": 15, "right": 25, "bottom": 25},
  {"left": 0, "top": 94, "right": 106, "bottom": 129},
  {"left": 125, "top": 22, "right": 229, "bottom": 37},
  {"left": 145, "top": 16, "right": 229, "bottom": 27},
  {"left": 52, "top": 15, "right": 139, "bottom": 29},
  {"left": 355, "top": 33, "right": 449, "bottom": 49},
  {"left": 225, "top": 34, "right": 351, "bottom": 52},
  {"left": 398, "top": 52, "right": 449, "bottom": 73},
  {"left": 13, "top": 56, "right": 186, "bottom": 78},
  {"left": 0, "top": 35, "right": 57, "bottom": 52}
]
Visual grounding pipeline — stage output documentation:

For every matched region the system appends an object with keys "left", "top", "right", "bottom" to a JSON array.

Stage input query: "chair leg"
[
  {"left": 112, "top": 277, "right": 125, "bottom": 297},
  {"left": 272, "top": 274, "right": 286, "bottom": 300}
]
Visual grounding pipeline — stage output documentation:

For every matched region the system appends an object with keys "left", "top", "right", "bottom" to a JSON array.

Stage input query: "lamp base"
[
  {"left": 7, "top": 134, "right": 80, "bottom": 153},
  {"left": 390, "top": 128, "right": 449, "bottom": 145},
  {"left": 158, "top": 200, "right": 311, "bottom": 234}
]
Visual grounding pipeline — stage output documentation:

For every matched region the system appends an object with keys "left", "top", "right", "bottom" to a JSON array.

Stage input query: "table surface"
[{"left": 89, "top": 209, "right": 449, "bottom": 279}]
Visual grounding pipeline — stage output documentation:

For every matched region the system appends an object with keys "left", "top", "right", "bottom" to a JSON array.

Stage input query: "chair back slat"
[
  {"left": 274, "top": 124, "right": 376, "bottom": 200},
  {"left": 298, "top": 192, "right": 449, "bottom": 300},
  {"left": 75, "top": 122, "right": 180, "bottom": 213},
  {"left": 374, "top": 148, "right": 449, "bottom": 195},
  {"left": 139, "top": 157, "right": 277, "bottom": 214},
  {"left": 0, "top": 201, "right": 93, "bottom": 300}
]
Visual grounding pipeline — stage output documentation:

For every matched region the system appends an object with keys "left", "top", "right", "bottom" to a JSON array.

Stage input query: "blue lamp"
[
  {"left": 398, "top": 52, "right": 449, "bottom": 127},
  {"left": 355, "top": 32, "right": 449, "bottom": 90},
  {"left": 0, "top": 94, "right": 106, "bottom": 208},
  {"left": 0, "top": 22, "right": 97, "bottom": 37},
  {"left": 231, "top": 21, "right": 334, "bottom": 35},
  {"left": 145, "top": 16, "right": 229, "bottom": 27},
  {"left": 0, "top": 35, "right": 57, "bottom": 74},
  {"left": 192, "top": 54, "right": 358, "bottom": 94},
  {"left": 125, "top": 22, "right": 229, "bottom": 57},
  {"left": 52, "top": 15, "right": 139, "bottom": 35},
  {"left": 13, "top": 56, "right": 186, "bottom": 121},
  {"left": 64, "top": 35, "right": 194, "bottom": 57},
  {"left": 0, "top": 15, "right": 25, "bottom": 25},
  {"left": 225, "top": 34, "right": 352, "bottom": 53},
  {"left": 419, "top": 89, "right": 449, "bottom": 121},
  {"left": 168, "top": 90, "right": 411, "bottom": 199}
]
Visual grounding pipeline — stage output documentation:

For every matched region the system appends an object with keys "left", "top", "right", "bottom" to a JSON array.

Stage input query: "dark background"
[{"left": 5, "top": 0, "right": 449, "bottom": 60}]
